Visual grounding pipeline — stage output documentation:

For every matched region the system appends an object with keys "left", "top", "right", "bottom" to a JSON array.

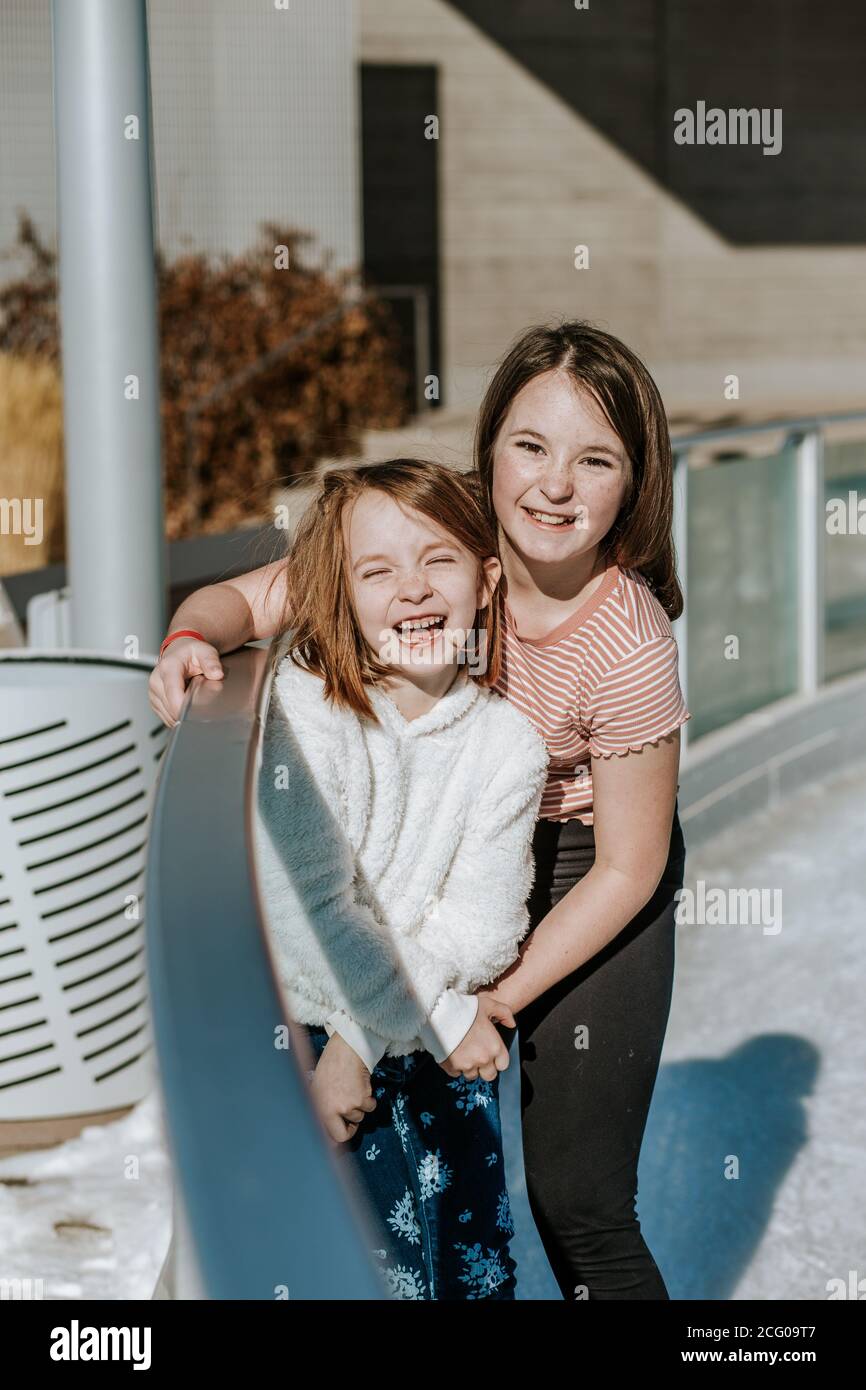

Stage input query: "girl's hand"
[
  {"left": 310, "top": 1034, "right": 378, "bottom": 1144},
  {"left": 148, "top": 637, "right": 225, "bottom": 727},
  {"left": 438, "top": 992, "right": 516, "bottom": 1082}
]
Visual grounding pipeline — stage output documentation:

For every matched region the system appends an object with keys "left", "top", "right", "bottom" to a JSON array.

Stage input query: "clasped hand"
[{"left": 310, "top": 992, "right": 516, "bottom": 1145}]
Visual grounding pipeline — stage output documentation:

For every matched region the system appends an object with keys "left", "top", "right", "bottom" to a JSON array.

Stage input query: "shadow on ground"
[{"left": 501, "top": 1033, "right": 818, "bottom": 1301}]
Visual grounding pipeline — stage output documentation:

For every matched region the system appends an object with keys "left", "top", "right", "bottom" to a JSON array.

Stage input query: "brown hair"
[
  {"left": 473, "top": 319, "right": 683, "bottom": 620},
  {"left": 266, "top": 458, "right": 504, "bottom": 720}
]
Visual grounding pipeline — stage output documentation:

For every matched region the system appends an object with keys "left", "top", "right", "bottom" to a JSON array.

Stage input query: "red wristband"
[{"left": 159, "top": 629, "right": 207, "bottom": 659}]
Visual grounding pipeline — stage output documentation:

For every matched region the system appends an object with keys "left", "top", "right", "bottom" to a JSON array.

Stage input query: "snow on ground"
[
  {"left": 3, "top": 757, "right": 863, "bottom": 1301},
  {"left": 0, "top": 1089, "right": 172, "bottom": 1300}
]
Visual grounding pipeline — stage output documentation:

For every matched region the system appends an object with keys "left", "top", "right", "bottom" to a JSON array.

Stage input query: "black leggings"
[{"left": 507, "top": 802, "right": 686, "bottom": 1300}]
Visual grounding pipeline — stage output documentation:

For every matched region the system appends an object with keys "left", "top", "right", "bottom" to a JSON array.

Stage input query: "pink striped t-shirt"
[{"left": 493, "top": 563, "right": 691, "bottom": 825}]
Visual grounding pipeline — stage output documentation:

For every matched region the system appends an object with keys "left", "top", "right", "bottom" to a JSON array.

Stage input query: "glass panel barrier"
[{"left": 686, "top": 448, "right": 799, "bottom": 740}]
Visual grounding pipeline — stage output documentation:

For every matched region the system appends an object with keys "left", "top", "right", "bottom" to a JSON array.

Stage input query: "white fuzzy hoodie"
[{"left": 253, "top": 653, "right": 549, "bottom": 1068}]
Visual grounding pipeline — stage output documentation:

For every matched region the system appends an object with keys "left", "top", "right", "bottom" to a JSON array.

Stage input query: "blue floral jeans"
[{"left": 304, "top": 1025, "right": 517, "bottom": 1300}]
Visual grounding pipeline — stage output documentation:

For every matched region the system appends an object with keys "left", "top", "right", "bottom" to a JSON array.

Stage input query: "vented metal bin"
[{"left": 0, "top": 651, "right": 165, "bottom": 1120}]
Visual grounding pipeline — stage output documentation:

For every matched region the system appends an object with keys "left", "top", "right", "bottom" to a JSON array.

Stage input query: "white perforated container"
[{"left": 0, "top": 651, "right": 164, "bottom": 1119}]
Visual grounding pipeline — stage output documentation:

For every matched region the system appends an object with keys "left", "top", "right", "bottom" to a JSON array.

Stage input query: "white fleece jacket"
[{"left": 253, "top": 654, "right": 549, "bottom": 1069}]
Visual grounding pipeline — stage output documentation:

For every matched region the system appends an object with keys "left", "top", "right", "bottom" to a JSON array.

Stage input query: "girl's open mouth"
[
  {"left": 522, "top": 506, "right": 577, "bottom": 530},
  {"left": 394, "top": 614, "right": 448, "bottom": 646}
]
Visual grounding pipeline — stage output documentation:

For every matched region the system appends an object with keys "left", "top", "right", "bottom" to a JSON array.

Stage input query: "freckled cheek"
[
  {"left": 586, "top": 478, "right": 623, "bottom": 522},
  {"left": 353, "top": 591, "right": 390, "bottom": 637},
  {"left": 437, "top": 572, "right": 476, "bottom": 618},
  {"left": 491, "top": 456, "right": 532, "bottom": 508}
]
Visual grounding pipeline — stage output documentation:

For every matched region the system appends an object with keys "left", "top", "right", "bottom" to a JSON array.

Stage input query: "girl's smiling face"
[
  {"left": 345, "top": 489, "right": 500, "bottom": 670},
  {"left": 491, "top": 368, "right": 631, "bottom": 569}
]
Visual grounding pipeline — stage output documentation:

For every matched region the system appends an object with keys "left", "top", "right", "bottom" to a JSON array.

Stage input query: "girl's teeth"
[
  {"left": 528, "top": 509, "right": 572, "bottom": 525},
  {"left": 400, "top": 616, "right": 444, "bottom": 631}
]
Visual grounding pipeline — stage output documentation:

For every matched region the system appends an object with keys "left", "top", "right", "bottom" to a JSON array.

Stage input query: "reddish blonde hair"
[{"left": 266, "top": 459, "right": 504, "bottom": 721}]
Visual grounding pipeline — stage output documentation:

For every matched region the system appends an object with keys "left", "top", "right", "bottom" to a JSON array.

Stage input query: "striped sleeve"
[{"left": 584, "top": 635, "right": 691, "bottom": 758}]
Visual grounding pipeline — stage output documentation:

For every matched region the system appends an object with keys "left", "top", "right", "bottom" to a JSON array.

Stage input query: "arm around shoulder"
[{"left": 223, "top": 560, "right": 292, "bottom": 643}]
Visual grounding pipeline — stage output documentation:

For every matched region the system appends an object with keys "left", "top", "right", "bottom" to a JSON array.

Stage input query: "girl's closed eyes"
[{"left": 362, "top": 555, "right": 457, "bottom": 580}]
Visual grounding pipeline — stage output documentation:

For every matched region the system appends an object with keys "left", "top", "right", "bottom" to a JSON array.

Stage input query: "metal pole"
[
  {"left": 789, "top": 427, "right": 825, "bottom": 696},
  {"left": 51, "top": 0, "right": 166, "bottom": 656},
  {"left": 672, "top": 447, "right": 689, "bottom": 757}
]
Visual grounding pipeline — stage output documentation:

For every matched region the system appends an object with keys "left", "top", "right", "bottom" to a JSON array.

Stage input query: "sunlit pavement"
[
  {"left": 502, "top": 756, "right": 866, "bottom": 1300},
  {"left": 3, "top": 758, "right": 862, "bottom": 1300}
]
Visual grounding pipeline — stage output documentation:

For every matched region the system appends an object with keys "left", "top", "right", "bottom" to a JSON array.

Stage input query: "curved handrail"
[
  {"left": 671, "top": 407, "right": 866, "bottom": 451},
  {"left": 145, "top": 642, "right": 385, "bottom": 1299}
]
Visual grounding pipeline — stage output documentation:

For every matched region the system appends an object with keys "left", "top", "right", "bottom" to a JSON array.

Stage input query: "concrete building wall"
[
  {"left": 360, "top": 0, "right": 866, "bottom": 425},
  {"left": 3, "top": 0, "right": 862, "bottom": 429},
  {"left": 0, "top": 0, "right": 360, "bottom": 276}
]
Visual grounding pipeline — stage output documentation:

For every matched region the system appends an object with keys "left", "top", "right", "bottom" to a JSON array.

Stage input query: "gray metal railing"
[{"left": 145, "top": 643, "right": 385, "bottom": 1299}]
